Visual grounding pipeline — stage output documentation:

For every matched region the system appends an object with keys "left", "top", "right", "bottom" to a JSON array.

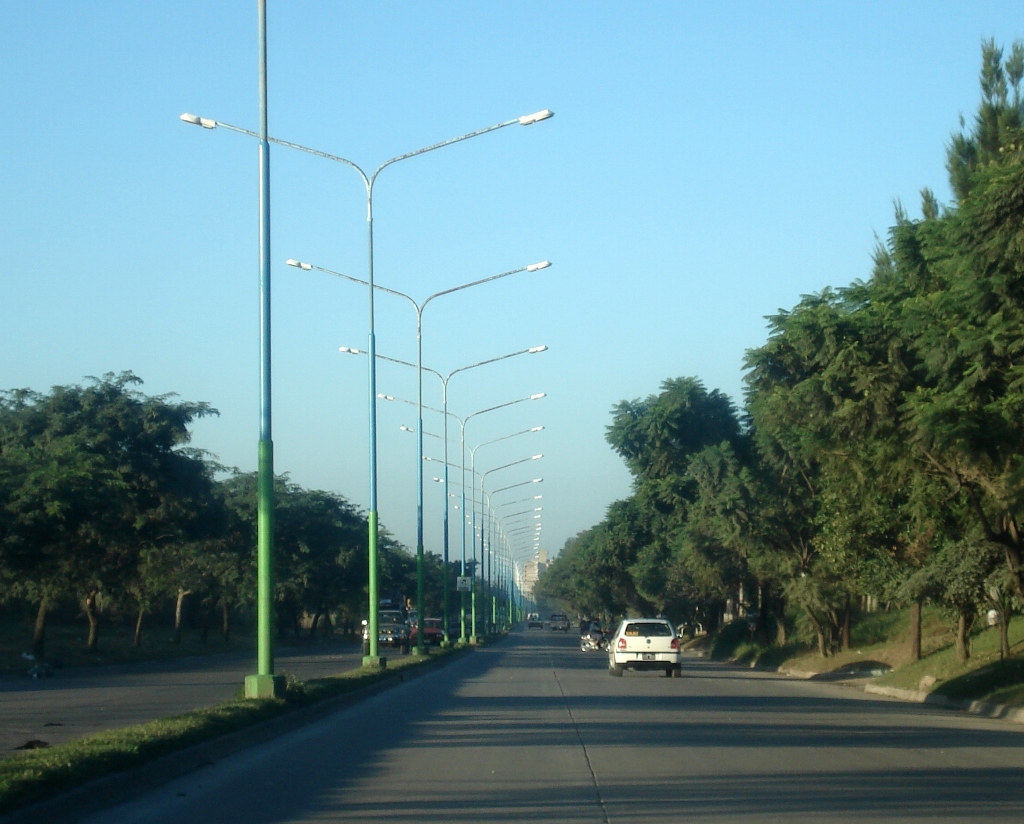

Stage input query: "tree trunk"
[
  {"left": 173, "top": 588, "right": 191, "bottom": 645},
  {"left": 841, "top": 594, "right": 851, "bottom": 652},
  {"left": 806, "top": 609, "right": 828, "bottom": 658},
  {"left": 999, "top": 611, "right": 1011, "bottom": 659},
  {"left": 309, "top": 610, "right": 322, "bottom": 639},
  {"left": 134, "top": 605, "right": 145, "bottom": 647},
  {"left": 908, "top": 600, "right": 922, "bottom": 662},
  {"left": 200, "top": 597, "right": 217, "bottom": 643},
  {"left": 774, "top": 614, "right": 787, "bottom": 646},
  {"left": 221, "top": 599, "right": 231, "bottom": 641},
  {"left": 955, "top": 612, "right": 971, "bottom": 662},
  {"left": 32, "top": 598, "right": 48, "bottom": 658},
  {"left": 322, "top": 611, "right": 333, "bottom": 638},
  {"left": 83, "top": 590, "right": 100, "bottom": 651}
]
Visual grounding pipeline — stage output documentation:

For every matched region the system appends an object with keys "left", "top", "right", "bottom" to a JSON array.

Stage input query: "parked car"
[
  {"left": 607, "top": 617, "right": 681, "bottom": 677},
  {"left": 410, "top": 617, "right": 444, "bottom": 646},
  {"left": 549, "top": 613, "right": 570, "bottom": 632},
  {"left": 527, "top": 612, "right": 543, "bottom": 629},
  {"left": 362, "top": 610, "right": 410, "bottom": 654}
]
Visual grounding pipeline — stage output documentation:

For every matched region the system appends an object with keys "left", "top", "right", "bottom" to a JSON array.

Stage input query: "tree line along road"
[{"left": 65, "top": 629, "right": 1024, "bottom": 824}]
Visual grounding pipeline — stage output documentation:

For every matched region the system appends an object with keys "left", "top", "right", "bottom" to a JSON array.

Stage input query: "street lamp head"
[
  {"left": 400, "top": 425, "right": 414, "bottom": 433},
  {"left": 526, "top": 261, "right": 551, "bottom": 272},
  {"left": 530, "top": 393, "right": 546, "bottom": 400},
  {"left": 518, "top": 109, "right": 555, "bottom": 126},
  {"left": 528, "top": 345, "right": 548, "bottom": 354},
  {"left": 285, "top": 259, "right": 313, "bottom": 271},
  {"left": 339, "top": 346, "right": 364, "bottom": 355},
  {"left": 180, "top": 112, "right": 217, "bottom": 129},
  {"left": 530, "top": 426, "right": 544, "bottom": 432},
  {"left": 378, "top": 394, "right": 395, "bottom": 401},
  {"left": 531, "top": 454, "right": 543, "bottom": 460}
]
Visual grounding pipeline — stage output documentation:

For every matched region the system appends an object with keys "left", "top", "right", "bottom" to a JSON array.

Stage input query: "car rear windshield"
[{"left": 623, "top": 622, "right": 673, "bottom": 637}]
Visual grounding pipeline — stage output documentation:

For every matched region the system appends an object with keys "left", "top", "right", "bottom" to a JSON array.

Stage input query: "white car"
[{"left": 608, "top": 618, "right": 681, "bottom": 677}]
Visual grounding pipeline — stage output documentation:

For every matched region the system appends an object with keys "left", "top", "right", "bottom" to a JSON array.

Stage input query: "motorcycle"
[{"left": 580, "top": 625, "right": 609, "bottom": 652}]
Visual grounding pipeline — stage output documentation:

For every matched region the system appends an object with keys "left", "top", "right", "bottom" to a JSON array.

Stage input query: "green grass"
[
  {"left": 707, "top": 606, "right": 1024, "bottom": 706},
  {"left": 0, "top": 645, "right": 464, "bottom": 815},
  {"left": 873, "top": 618, "right": 1024, "bottom": 700}
]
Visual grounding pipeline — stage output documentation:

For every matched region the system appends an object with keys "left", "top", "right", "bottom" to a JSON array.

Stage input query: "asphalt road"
[
  {"left": 76, "top": 629, "right": 1024, "bottom": 824},
  {"left": 0, "top": 643, "right": 366, "bottom": 756}
]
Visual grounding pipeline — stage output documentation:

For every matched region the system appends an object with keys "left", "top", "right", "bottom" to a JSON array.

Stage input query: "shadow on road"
[{"left": 85, "top": 630, "right": 1024, "bottom": 824}]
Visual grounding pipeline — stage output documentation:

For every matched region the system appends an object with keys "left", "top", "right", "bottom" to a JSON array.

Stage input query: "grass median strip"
[{"left": 0, "top": 646, "right": 463, "bottom": 815}]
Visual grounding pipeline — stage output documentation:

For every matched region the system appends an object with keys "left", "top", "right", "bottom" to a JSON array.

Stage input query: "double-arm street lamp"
[
  {"left": 344, "top": 347, "right": 545, "bottom": 644},
  {"left": 379, "top": 391, "right": 544, "bottom": 642},
  {"left": 472, "top": 448, "right": 544, "bottom": 635},
  {"left": 480, "top": 496, "right": 541, "bottom": 629},
  {"left": 290, "top": 260, "right": 549, "bottom": 654},
  {"left": 181, "top": 106, "right": 553, "bottom": 667}
]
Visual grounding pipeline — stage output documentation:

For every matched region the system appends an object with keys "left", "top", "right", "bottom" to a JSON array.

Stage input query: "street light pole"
[
  {"left": 289, "top": 261, "right": 550, "bottom": 655},
  {"left": 469, "top": 446, "right": 544, "bottom": 636},
  {"left": 340, "top": 347, "right": 546, "bottom": 645},
  {"left": 455, "top": 397, "right": 544, "bottom": 642},
  {"left": 378, "top": 391, "right": 544, "bottom": 643},
  {"left": 181, "top": 108, "right": 553, "bottom": 668}
]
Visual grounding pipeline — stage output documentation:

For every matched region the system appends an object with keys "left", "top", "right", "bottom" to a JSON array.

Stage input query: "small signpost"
[{"left": 457, "top": 576, "right": 471, "bottom": 592}]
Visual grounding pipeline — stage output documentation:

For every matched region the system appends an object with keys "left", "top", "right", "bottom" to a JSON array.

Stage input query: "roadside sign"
[{"left": 457, "top": 576, "right": 471, "bottom": 592}]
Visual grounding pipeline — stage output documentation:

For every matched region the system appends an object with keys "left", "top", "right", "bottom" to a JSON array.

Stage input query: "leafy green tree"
[
  {"left": 0, "top": 373, "right": 216, "bottom": 654},
  {"left": 888, "top": 42, "right": 1024, "bottom": 603}
]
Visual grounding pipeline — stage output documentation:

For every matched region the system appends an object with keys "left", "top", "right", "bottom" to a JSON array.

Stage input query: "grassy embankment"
[
  {"left": 0, "top": 640, "right": 474, "bottom": 815},
  {"left": 706, "top": 605, "right": 1024, "bottom": 706}
]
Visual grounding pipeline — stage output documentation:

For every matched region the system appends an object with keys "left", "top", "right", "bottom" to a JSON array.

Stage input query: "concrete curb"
[
  {"left": 0, "top": 646, "right": 475, "bottom": 824},
  {"left": 862, "top": 683, "right": 1024, "bottom": 724},
  {"left": 777, "top": 667, "right": 817, "bottom": 679}
]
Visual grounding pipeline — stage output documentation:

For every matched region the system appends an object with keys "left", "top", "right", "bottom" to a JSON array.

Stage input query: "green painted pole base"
[
  {"left": 362, "top": 656, "right": 387, "bottom": 669},
  {"left": 411, "top": 647, "right": 429, "bottom": 657},
  {"left": 245, "top": 674, "right": 285, "bottom": 699}
]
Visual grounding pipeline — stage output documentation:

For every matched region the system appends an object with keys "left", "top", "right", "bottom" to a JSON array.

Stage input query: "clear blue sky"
[{"left": 2, "top": 2, "right": 1020, "bottom": 570}]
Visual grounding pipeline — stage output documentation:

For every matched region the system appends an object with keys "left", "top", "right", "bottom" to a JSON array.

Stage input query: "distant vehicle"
[
  {"left": 410, "top": 617, "right": 444, "bottom": 646},
  {"left": 580, "top": 622, "right": 608, "bottom": 652},
  {"left": 607, "top": 618, "right": 681, "bottom": 677},
  {"left": 362, "top": 610, "right": 410, "bottom": 654},
  {"left": 527, "top": 612, "right": 543, "bottom": 629},
  {"left": 549, "top": 613, "right": 570, "bottom": 632}
]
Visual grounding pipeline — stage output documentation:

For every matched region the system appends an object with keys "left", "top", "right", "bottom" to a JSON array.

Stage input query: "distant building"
[{"left": 522, "top": 550, "right": 548, "bottom": 597}]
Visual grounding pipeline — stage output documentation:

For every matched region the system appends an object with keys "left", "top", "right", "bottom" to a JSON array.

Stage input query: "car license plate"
[{"left": 642, "top": 653, "right": 655, "bottom": 661}]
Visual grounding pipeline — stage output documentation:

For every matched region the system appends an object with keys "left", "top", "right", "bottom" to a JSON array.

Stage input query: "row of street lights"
[
  {"left": 182, "top": 26, "right": 553, "bottom": 687},
  {"left": 377, "top": 389, "right": 545, "bottom": 643},
  {"left": 288, "top": 260, "right": 549, "bottom": 653}
]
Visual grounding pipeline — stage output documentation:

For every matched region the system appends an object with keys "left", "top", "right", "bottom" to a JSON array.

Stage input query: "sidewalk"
[{"left": 0, "top": 643, "right": 366, "bottom": 758}]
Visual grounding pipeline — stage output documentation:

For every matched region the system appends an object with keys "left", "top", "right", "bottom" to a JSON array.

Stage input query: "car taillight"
[
  {"left": 671, "top": 638, "right": 679, "bottom": 650},
  {"left": 617, "top": 637, "right": 626, "bottom": 650}
]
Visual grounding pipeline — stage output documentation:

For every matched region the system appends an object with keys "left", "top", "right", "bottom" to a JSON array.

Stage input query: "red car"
[{"left": 409, "top": 617, "right": 445, "bottom": 646}]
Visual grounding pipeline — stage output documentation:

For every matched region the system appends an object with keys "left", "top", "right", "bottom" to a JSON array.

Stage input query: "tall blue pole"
[{"left": 245, "top": 0, "right": 282, "bottom": 699}]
